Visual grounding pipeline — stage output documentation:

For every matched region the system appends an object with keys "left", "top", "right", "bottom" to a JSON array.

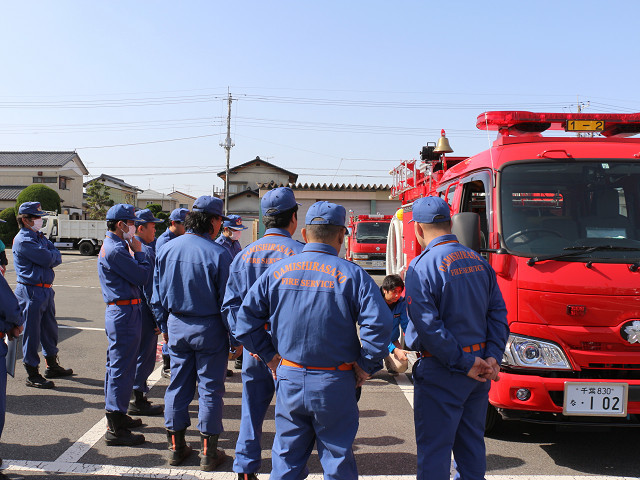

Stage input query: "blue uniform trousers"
[
  {"left": 164, "top": 315, "right": 228, "bottom": 434},
  {"left": 16, "top": 285, "right": 58, "bottom": 367},
  {"left": 0, "top": 340, "right": 7, "bottom": 437},
  {"left": 233, "top": 353, "right": 276, "bottom": 473},
  {"left": 133, "top": 305, "right": 158, "bottom": 392},
  {"left": 413, "top": 356, "right": 490, "bottom": 480},
  {"left": 271, "top": 365, "right": 359, "bottom": 480},
  {"left": 104, "top": 304, "right": 142, "bottom": 413}
]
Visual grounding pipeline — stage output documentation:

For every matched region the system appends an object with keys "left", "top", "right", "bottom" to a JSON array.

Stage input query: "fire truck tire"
[
  {"left": 485, "top": 403, "right": 501, "bottom": 434},
  {"left": 79, "top": 241, "right": 95, "bottom": 256},
  {"left": 386, "top": 213, "right": 404, "bottom": 276}
]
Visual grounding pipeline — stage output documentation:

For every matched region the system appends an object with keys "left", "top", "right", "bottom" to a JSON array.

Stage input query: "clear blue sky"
[{"left": 1, "top": 1, "right": 639, "bottom": 197}]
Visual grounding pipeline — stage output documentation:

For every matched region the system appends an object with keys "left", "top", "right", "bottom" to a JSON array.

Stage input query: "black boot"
[
  {"left": 161, "top": 354, "right": 171, "bottom": 378},
  {"left": 127, "top": 390, "right": 163, "bottom": 416},
  {"left": 200, "top": 433, "right": 227, "bottom": 471},
  {"left": 234, "top": 352, "right": 243, "bottom": 370},
  {"left": 24, "top": 363, "right": 54, "bottom": 389},
  {"left": 166, "top": 429, "right": 193, "bottom": 466},
  {"left": 105, "top": 411, "right": 145, "bottom": 446},
  {"left": 237, "top": 474, "right": 259, "bottom": 480},
  {"left": 44, "top": 355, "right": 73, "bottom": 378},
  {"left": 124, "top": 414, "right": 143, "bottom": 429}
]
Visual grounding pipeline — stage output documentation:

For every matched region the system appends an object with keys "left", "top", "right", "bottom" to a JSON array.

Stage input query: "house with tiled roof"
[
  {"left": 0, "top": 151, "right": 89, "bottom": 216},
  {"left": 83, "top": 174, "right": 142, "bottom": 207},
  {"left": 137, "top": 189, "right": 178, "bottom": 212}
]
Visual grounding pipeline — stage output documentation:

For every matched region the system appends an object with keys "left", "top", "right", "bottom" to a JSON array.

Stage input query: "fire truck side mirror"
[
  {"left": 346, "top": 227, "right": 352, "bottom": 237},
  {"left": 451, "top": 212, "right": 481, "bottom": 253}
]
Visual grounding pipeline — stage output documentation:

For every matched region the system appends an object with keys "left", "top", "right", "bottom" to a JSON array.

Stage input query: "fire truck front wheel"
[{"left": 485, "top": 403, "right": 502, "bottom": 434}]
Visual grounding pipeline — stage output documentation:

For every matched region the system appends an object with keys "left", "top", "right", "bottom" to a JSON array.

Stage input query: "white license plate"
[
  {"left": 372, "top": 260, "right": 385, "bottom": 268},
  {"left": 563, "top": 382, "right": 628, "bottom": 417}
]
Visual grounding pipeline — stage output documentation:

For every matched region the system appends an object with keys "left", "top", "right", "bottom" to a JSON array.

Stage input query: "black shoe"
[
  {"left": 105, "top": 411, "right": 145, "bottom": 446},
  {"left": 24, "top": 364, "right": 55, "bottom": 389},
  {"left": 226, "top": 369, "right": 233, "bottom": 377},
  {"left": 127, "top": 390, "right": 163, "bottom": 416},
  {"left": 166, "top": 429, "right": 193, "bottom": 466},
  {"left": 234, "top": 353, "right": 243, "bottom": 370},
  {"left": 162, "top": 354, "right": 171, "bottom": 378},
  {"left": 124, "top": 414, "right": 143, "bottom": 429},
  {"left": 238, "top": 474, "right": 258, "bottom": 480},
  {"left": 200, "top": 433, "right": 227, "bottom": 471},
  {"left": 44, "top": 355, "right": 73, "bottom": 378}
]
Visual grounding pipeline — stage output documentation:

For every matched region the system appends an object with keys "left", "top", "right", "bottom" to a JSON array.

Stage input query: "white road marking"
[{"left": 59, "top": 325, "right": 104, "bottom": 332}]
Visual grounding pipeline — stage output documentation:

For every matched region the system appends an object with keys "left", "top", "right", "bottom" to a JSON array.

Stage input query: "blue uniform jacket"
[
  {"left": 12, "top": 228, "right": 61, "bottom": 284},
  {"left": 235, "top": 242, "right": 393, "bottom": 375},
  {"left": 135, "top": 235, "right": 158, "bottom": 325},
  {"left": 155, "top": 229, "right": 176, "bottom": 252},
  {"left": 404, "top": 234, "right": 509, "bottom": 374},
  {"left": 385, "top": 292, "right": 409, "bottom": 354},
  {"left": 215, "top": 235, "right": 242, "bottom": 259},
  {"left": 0, "top": 275, "right": 22, "bottom": 332},
  {"left": 222, "top": 228, "right": 303, "bottom": 344},
  {"left": 98, "top": 232, "right": 152, "bottom": 303},
  {"left": 151, "top": 231, "right": 232, "bottom": 325}
]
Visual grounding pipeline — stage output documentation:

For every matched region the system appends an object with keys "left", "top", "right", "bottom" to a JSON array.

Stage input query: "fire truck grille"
[{"left": 368, "top": 253, "right": 386, "bottom": 260}]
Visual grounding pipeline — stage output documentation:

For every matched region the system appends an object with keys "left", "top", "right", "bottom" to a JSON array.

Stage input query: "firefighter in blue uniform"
[
  {"left": 13, "top": 202, "right": 72, "bottom": 389},
  {"left": 215, "top": 214, "right": 248, "bottom": 258},
  {"left": 127, "top": 209, "right": 164, "bottom": 417},
  {"left": 152, "top": 196, "right": 232, "bottom": 471},
  {"left": 235, "top": 201, "right": 392, "bottom": 480},
  {"left": 403, "top": 196, "right": 509, "bottom": 480},
  {"left": 98, "top": 204, "right": 152, "bottom": 447},
  {"left": 154, "top": 207, "right": 189, "bottom": 378},
  {"left": 0, "top": 235, "right": 24, "bottom": 464},
  {"left": 155, "top": 207, "right": 188, "bottom": 252},
  {"left": 222, "top": 187, "right": 303, "bottom": 480}
]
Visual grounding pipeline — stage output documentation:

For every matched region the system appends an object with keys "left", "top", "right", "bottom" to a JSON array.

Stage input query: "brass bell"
[{"left": 433, "top": 129, "right": 453, "bottom": 154}]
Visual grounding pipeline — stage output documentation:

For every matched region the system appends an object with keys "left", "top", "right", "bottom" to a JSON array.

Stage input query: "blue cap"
[
  {"left": 18, "top": 202, "right": 47, "bottom": 216},
  {"left": 409, "top": 196, "right": 451, "bottom": 224},
  {"left": 261, "top": 187, "right": 300, "bottom": 216},
  {"left": 192, "top": 196, "right": 229, "bottom": 220},
  {"left": 223, "top": 214, "right": 248, "bottom": 230},
  {"left": 169, "top": 208, "right": 189, "bottom": 222},
  {"left": 135, "top": 208, "right": 163, "bottom": 226},
  {"left": 305, "top": 201, "right": 347, "bottom": 228},
  {"left": 106, "top": 203, "right": 138, "bottom": 222}
]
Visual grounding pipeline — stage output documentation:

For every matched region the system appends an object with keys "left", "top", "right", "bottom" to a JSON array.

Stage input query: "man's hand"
[
  {"left": 266, "top": 353, "right": 282, "bottom": 380},
  {"left": 467, "top": 356, "right": 492, "bottom": 382},
  {"left": 393, "top": 348, "right": 409, "bottom": 363},
  {"left": 162, "top": 332, "right": 169, "bottom": 343},
  {"left": 128, "top": 236, "right": 142, "bottom": 253},
  {"left": 153, "top": 326, "right": 161, "bottom": 336},
  {"left": 230, "top": 345, "right": 243, "bottom": 360},
  {"left": 484, "top": 357, "right": 501, "bottom": 382},
  {"left": 8, "top": 325, "right": 23, "bottom": 340},
  {"left": 353, "top": 362, "right": 371, "bottom": 388}
]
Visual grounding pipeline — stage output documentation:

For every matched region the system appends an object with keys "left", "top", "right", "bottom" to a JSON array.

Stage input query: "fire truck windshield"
[
  {"left": 355, "top": 222, "right": 390, "bottom": 244},
  {"left": 500, "top": 160, "right": 640, "bottom": 262}
]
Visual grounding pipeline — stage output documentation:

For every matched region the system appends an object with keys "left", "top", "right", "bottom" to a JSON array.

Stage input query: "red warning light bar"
[{"left": 477, "top": 111, "right": 640, "bottom": 137}]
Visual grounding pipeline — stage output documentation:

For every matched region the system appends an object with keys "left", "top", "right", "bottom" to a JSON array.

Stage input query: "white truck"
[{"left": 40, "top": 214, "right": 107, "bottom": 256}]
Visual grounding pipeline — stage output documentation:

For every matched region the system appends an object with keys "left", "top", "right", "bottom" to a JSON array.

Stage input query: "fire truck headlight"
[
  {"left": 502, "top": 334, "right": 571, "bottom": 370},
  {"left": 352, "top": 253, "right": 369, "bottom": 260}
]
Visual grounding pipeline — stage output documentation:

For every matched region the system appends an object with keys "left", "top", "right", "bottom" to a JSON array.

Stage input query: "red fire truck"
[
  {"left": 345, "top": 213, "right": 393, "bottom": 271},
  {"left": 388, "top": 113, "right": 640, "bottom": 431}
]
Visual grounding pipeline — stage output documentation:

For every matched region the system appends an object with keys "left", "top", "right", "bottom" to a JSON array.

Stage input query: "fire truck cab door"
[{"left": 458, "top": 171, "right": 493, "bottom": 250}]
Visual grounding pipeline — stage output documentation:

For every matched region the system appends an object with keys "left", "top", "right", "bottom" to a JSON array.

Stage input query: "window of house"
[
  {"left": 33, "top": 177, "right": 57, "bottom": 184},
  {"left": 59, "top": 177, "right": 67, "bottom": 190},
  {"left": 179, "top": 203, "right": 188, "bottom": 208}
]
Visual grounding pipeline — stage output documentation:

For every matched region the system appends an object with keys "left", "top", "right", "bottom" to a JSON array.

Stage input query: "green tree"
[
  {"left": 15, "top": 184, "right": 61, "bottom": 213},
  {"left": 155, "top": 211, "right": 169, "bottom": 236},
  {"left": 0, "top": 207, "right": 18, "bottom": 245},
  {"left": 85, "top": 181, "right": 114, "bottom": 220},
  {"left": 146, "top": 203, "right": 163, "bottom": 216}
]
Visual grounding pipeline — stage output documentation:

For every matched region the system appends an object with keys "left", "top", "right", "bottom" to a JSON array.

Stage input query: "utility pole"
[{"left": 220, "top": 90, "right": 234, "bottom": 215}]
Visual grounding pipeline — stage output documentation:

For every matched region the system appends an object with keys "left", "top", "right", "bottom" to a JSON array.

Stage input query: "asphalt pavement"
[{"left": 0, "top": 253, "right": 637, "bottom": 479}]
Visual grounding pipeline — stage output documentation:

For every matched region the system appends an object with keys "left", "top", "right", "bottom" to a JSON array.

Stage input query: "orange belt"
[
  {"left": 421, "top": 342, "right": 486, "bottom": 358},
  {"left": 108, "top": 298, "right": 142, "bottom": 306},
  {"left": 18, "top": 282, "right": 52, "bottom": 288},
  {"left": 281, "top": 358, "right": 353, "bottom": 371}
]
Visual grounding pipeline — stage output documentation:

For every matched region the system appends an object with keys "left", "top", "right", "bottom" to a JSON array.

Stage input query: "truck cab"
[{"left": 345, "top": 213, "right": 392, "bottom": 270}]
